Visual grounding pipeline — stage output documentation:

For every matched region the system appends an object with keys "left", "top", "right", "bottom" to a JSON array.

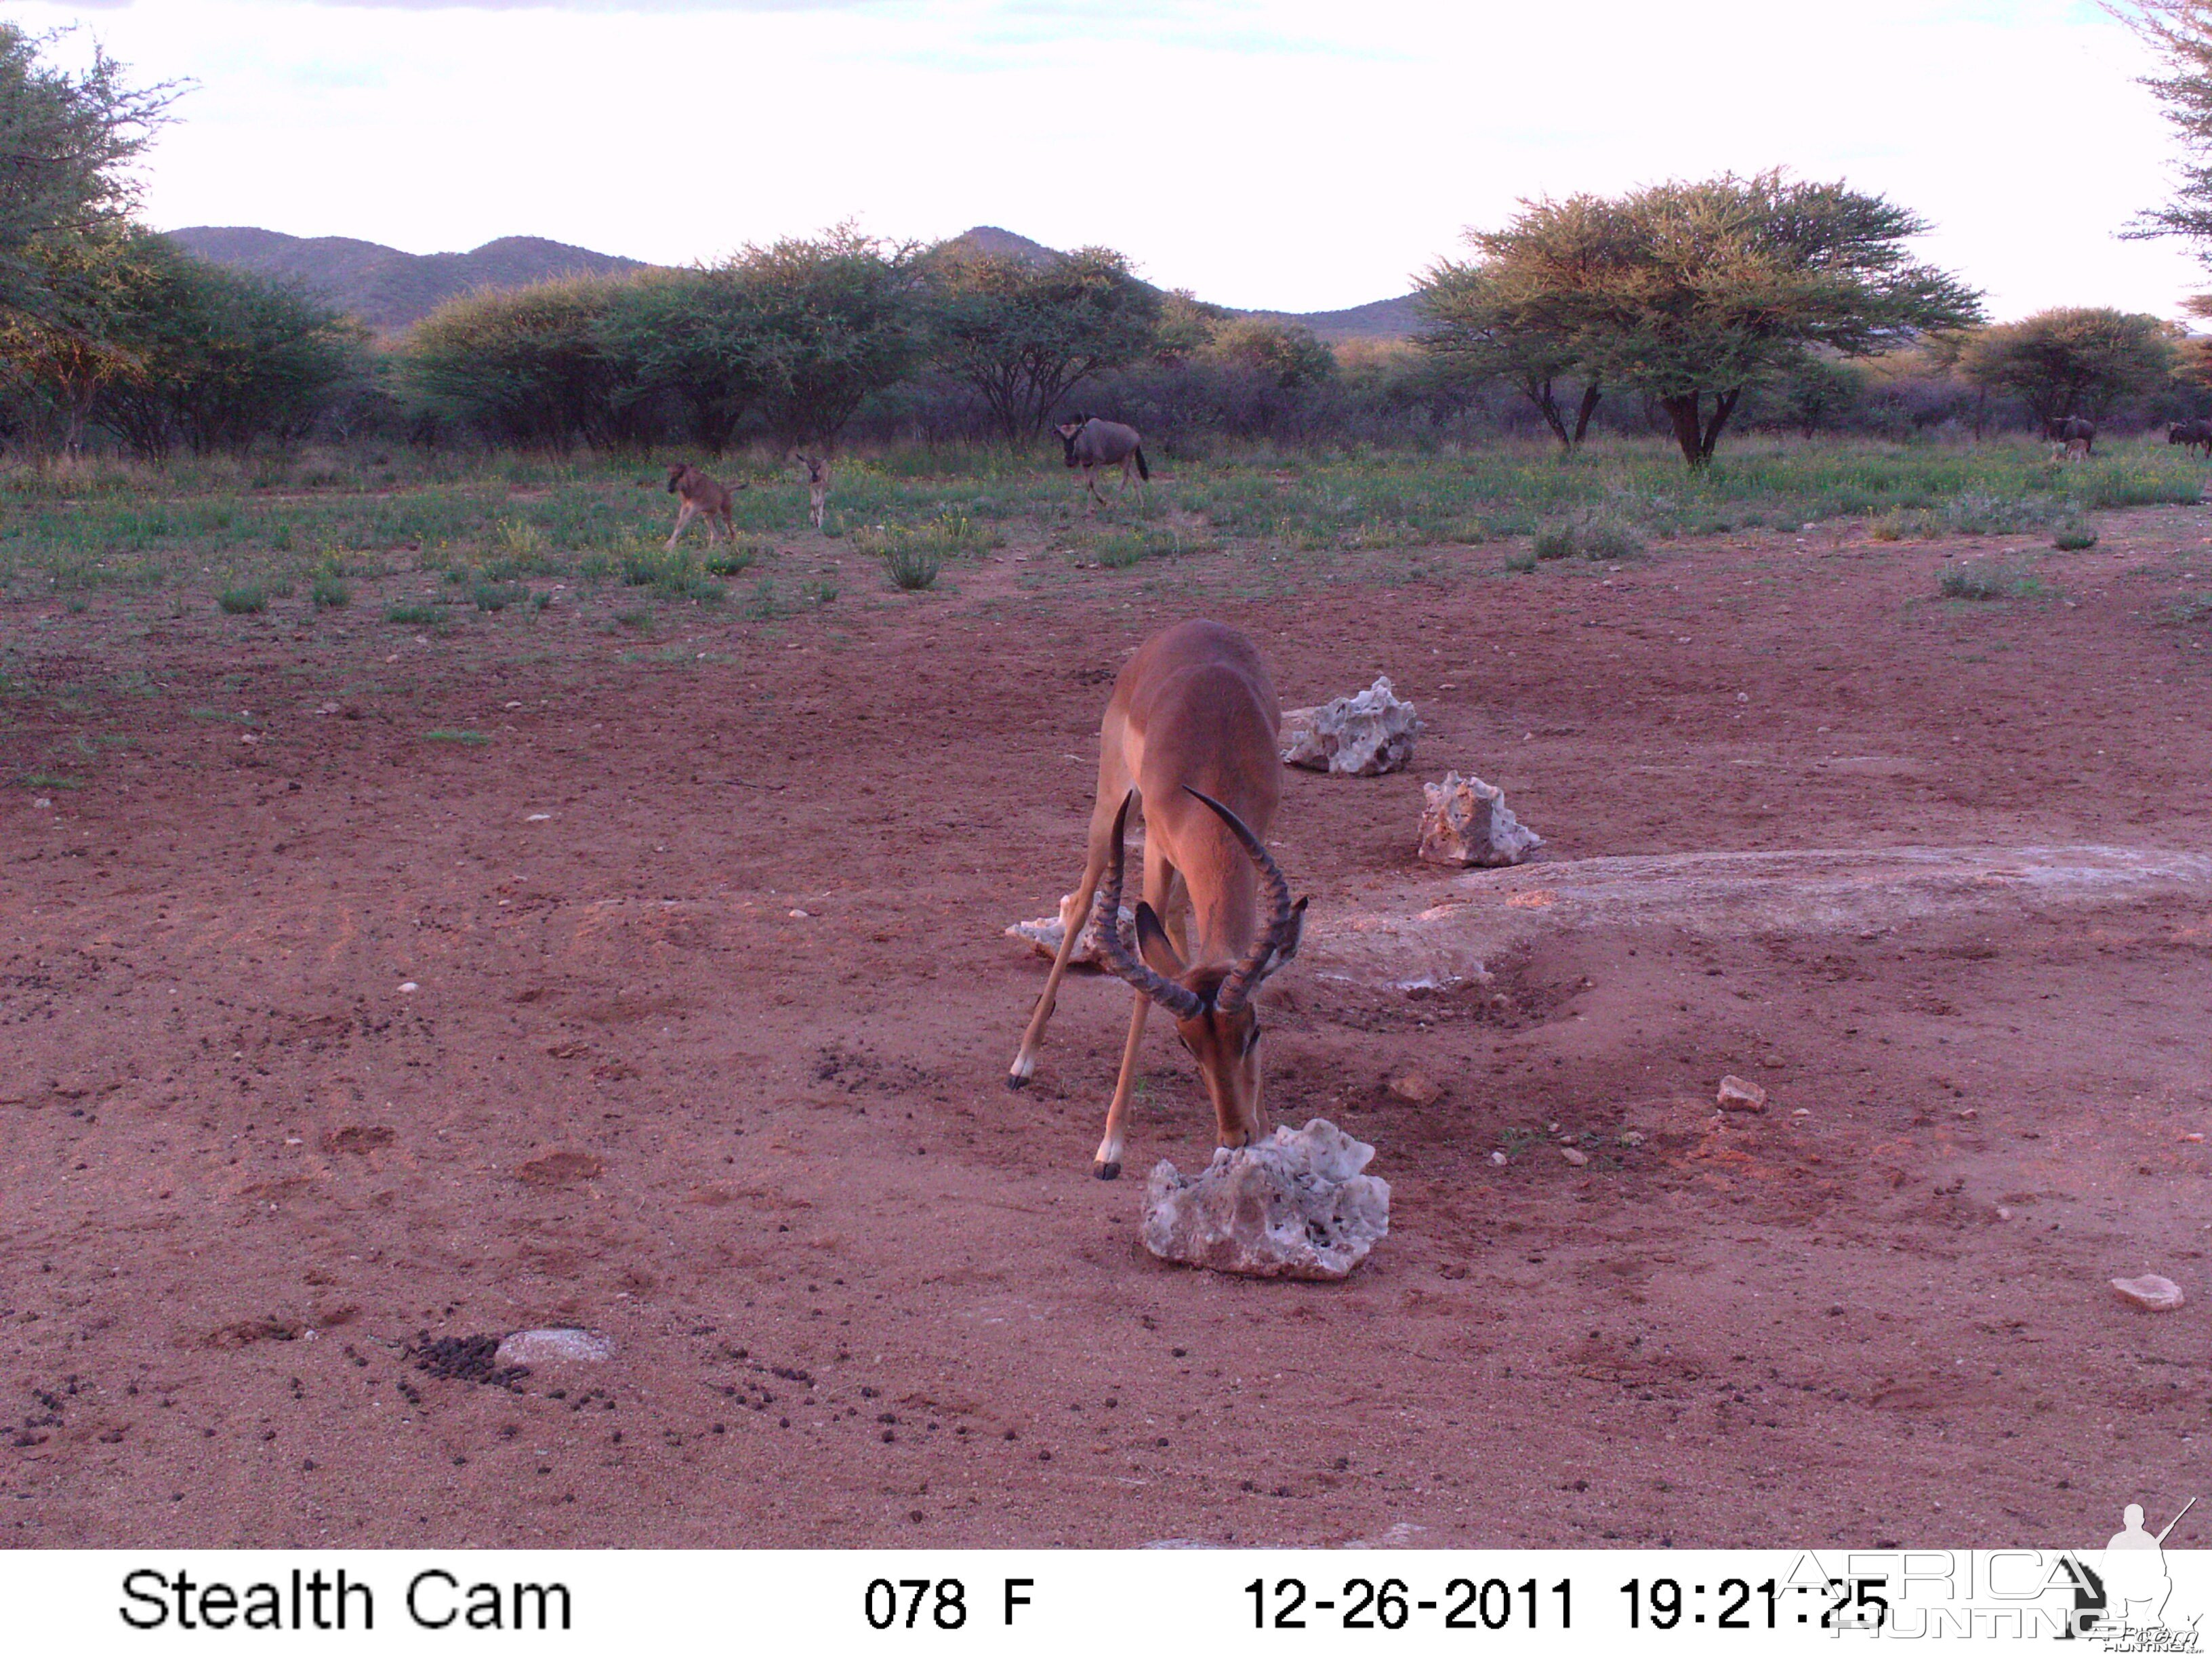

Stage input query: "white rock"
[
  {"left": 1717, "top": 1075, "right": 1768, "bottom": 1113},
  {"left": 1006, "top": 901, "right": 1134, "bottom": 965},
  {"left": 2110, "top": 1274, "right": 2186, "bottom": 1313},
  {"left": 1417, "top": 772, "right": 1543, "bottom": 867},
  {"left": 495, "top": 1327, "right": 615, "bottom": 1367},
  {"left": 1560, "top": 1146, "right": 1589, "bottom": 1167},
  {"left": 397, "top": 981, "right": 419, "bottom": 994},
  {"left": 1280, "top": 677, "right": 1422, "bottom": 775},
  {"left": 1143, "top": 1119, "right": 1391, "bottom": 1281}
]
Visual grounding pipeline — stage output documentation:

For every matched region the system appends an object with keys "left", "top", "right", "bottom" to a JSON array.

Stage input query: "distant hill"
[
  {"left": 167, "top": 222, "right": 1418, "bottom": 342},
  {"left": 165, "top": 227, "right": 649, "bottom": 332}
]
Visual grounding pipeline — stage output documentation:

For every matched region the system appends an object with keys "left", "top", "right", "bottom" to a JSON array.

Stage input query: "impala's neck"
[{"left": 1187, "top": 855, "right": 1263, "bottom": 968}]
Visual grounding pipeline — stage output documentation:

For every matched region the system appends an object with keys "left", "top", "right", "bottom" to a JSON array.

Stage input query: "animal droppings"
[
  {"left": 1143, "top": 1120, "right": 1390, "bottom": 1281},
  {"left": 1416, "top": 771, "right": 1544, "bottom": 867},
  {"left": 1717, "top": 1075, "right": 1769, "bottom": 1113},
  {"left": 2110, "top": 1275, "right": 2186, "bottom": 1313},
  {"left": 1279, "top": 677, "right": 1421, "bottom": 776}
]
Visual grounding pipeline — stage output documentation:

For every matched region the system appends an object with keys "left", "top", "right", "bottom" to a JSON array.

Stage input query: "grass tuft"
[{"left": 217, "top": 585, "right": 268, "bottom": 615}]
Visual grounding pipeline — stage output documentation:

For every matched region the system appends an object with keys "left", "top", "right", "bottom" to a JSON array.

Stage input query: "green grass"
[
  {"left": 424, "top": 729, "right": 490, "bottom": 745},
  {"left": 216, "top": 585, "right": 267, "bottom": 615},
  {"left": 1938, "top": 564, "right": 2018, "bottom": 601},
  {"left": 23, "top": 771, "right": 83, "bottom": 789},
  {"left": 472, "top": 580, "right": 529, "bottom": 612},
  {"left": 310, "top": 573, "right": 351, "bottom": 608},
  {"left": 384, "top": 602, "right": 440, "bottom": 626},
  {"left": 1, "top": 436, "right": 2204, "bottom": 610}
]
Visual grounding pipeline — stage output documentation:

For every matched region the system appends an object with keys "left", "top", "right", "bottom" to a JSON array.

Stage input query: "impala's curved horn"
[
  {"left": 1185, "top": 786, "right": 1301, "bottom": 1016},
  {"left": 1091, "top": 792, "right": 1204, "bottom": 1021}
]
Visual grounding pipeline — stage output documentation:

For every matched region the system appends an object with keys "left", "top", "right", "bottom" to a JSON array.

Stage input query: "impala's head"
[
  {"left": 1091, "top": 789, "right": 1307, "bottom": 1149},
  {"left": 665, "top": 464, "right": 691, "bottom": 494}
]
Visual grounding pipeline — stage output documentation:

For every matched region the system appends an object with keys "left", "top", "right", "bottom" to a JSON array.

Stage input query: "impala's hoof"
[
  {"left": 1093, "top": 1159, "right": 1122, "bottom": 1182},
  {"left": 1004, "top": 1071, "right": 1029, "bottom": 1092}
]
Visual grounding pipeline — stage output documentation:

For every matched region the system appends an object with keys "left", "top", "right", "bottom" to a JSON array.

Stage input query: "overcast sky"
[{"left": 14, "top": 0, "right": 2211, "bottom": 318}]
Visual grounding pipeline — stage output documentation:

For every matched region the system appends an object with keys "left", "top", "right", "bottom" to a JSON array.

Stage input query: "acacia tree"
[
  {"left": 723, "top": 226, "right": 923, "bottom": 451},
  {"left": 1457, "top": 171, "right": 1982, "bottom": 468},
  {"left": 0, "top": 24, "right": 179, "bottom": 329},
  {"left": 1415, "top": 244, "right": 1602, "bottom": 450},
  {"left": 1950, "top": 308, "right": 2178, "bottom": 423},
  {"left": 925, "top": 245, "right": 1159, "bottom": 441},
  {"left": 598, "top": 268, "right": 758, "bottom": 452},
  {"left": 2114, "top": 2, "right": 2212, "bottom": 251},
  {"left": 405, "top": 276, "right": 640, "bottom": 450}
]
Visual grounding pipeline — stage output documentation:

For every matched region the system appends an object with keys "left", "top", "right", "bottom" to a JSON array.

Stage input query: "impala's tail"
[{"left": 1133, "top": 447, "right": 1149, "bottom": 482}]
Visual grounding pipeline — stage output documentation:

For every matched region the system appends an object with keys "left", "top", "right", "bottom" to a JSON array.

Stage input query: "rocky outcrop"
[
  {"left": 1416, "top": 772, "right": 1542, "bottom": 867},
  {"left": 1281, "top": 678, "right": 1420, "bottom": 775}
]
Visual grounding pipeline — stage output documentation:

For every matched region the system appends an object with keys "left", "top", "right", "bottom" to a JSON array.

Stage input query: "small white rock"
[
  {"left": 1280, "top": 677, "right": 1422, "bottom": 776},
  {"left": 397, "top": 981, "right": 419, "bottom": 994},
  {"left": 495, "top": 1327, "right": 615, "bottom": 1367},
  {"left": 1416, "top": 771, "right": 1543, "bottom": 868},
  {"left": 525, "top": 812, "right": 551, "bottom": 822},
  {"left": 32, "top": 798, "right": 52, "bottom": 811},
  {"left": 1717, "top": 1075, "right": 1768, "bottom": 1113},
  {"left": 2110, "top": 1274, "right": 2186, "bottom": 1313},
  {"left": 788, "top": 908, "right": 810, "bottom": 919},
  {"left": 1560, "top": 1146, "right": 1589, "bottom": 1167},
  {"left": 1144, "top": 1120, "right": 1390, "bottom": 1280},
  {"left": 1490, "top": 1150, "right": 1509, "bottom": 1166}
]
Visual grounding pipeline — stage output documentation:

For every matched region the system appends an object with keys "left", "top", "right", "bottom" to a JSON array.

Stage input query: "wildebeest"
[
  {"left": 2046, "top": 415, "right": 2097, "bottom": 459},
  {"left": 665, "top": 464, "right": 743, "bottom": 550},
  {"left": 2170, "top": 419, "right": 2212, "bottom": 457},
  {"left": 1055, "top": 415, "right": 1149, "bottom": 509}
]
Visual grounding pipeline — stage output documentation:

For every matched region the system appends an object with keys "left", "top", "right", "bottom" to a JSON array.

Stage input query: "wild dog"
[
  {"left": 1054, "top": 416, "right": 1149, "bottom": 510},
  {"left": 665, "top": 463, "right": 743, "bottom": 550}
]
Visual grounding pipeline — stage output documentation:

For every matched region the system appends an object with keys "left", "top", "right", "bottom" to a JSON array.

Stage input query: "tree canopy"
[
  {"left": 924, "top": 246, "right": 1159, "bottom": 440},
  {"left": 1950, "top": 308, "right": 2179, "bottom": 423},
  {"left": 2114, "top": 2, "right": 2212, "bottom": 255},
  {"left": 1434, "top": 171, "right": 1983, "bottom": 467}
]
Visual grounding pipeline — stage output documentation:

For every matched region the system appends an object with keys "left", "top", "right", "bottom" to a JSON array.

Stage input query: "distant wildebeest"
[
  {"left": 665, "top": 463, "right": 743, "bottom": 550},
  {"left": 2170, "top": 419, "right": 2212, "bottom": 457},
  {"left": 2046, "top": 415, "right": 2097, "bottom": 459},
  {"left": 1055, "top": 415, "right": 1149, "bottom": 510}
]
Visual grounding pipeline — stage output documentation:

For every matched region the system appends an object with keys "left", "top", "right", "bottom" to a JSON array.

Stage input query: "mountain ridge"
[{"left": 164, "top": 223, "right": 1418, "bottom": 342}]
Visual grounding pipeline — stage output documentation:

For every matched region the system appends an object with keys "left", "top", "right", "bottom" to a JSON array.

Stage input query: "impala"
[{"left": 1007, "top": 619, "right": 1306, "bottom": 1179}]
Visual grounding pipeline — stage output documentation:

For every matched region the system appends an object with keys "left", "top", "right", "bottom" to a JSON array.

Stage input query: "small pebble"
[
  {"left": 1489, "top": 1151, "right": 1508, "bottom": 1166},
  {"left": 2111, "top": 1275, "right": 2186, "bottom": 1313},
  {"left": 526, "top": 813, "right": 551, "bottom": 823},
  {"left": 1387, "top": 1071, "right": 1441, "bottom": 1106},
  {"left": 397, "top": 981, "right": 418, "bottom": 994},
  {"left": 1717, "top": 1076, "right": 1768, "bottom": 1113},
  {"left": 789, "top": 909, "right": 811, "bottom": 919},
  {"left": 1559, "top": 1147, "right": 1589, "bottom": 1167}
]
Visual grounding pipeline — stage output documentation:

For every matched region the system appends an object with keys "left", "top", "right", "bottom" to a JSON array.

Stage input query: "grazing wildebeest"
[
  {"left": 2046, "top": 415, "right": 2097, "bottom": 459},
  {"left": 792, "top": 453, "right": 831, "bottom": 531},
  {"left": 664, "top": 464, "right": 743, "bottom": 550},
  {"left": 1006, "top": 619, "right": 1306, "bottom": 1180},
  {"left": 2170, "top": 419, "right": 2212, "bottom": 457},
  {"left": 1055, "top": 415, "right": 1149, "bottom": 510}
]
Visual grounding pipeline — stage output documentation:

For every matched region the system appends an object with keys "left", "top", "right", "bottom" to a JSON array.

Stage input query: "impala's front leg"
[{"left": 1092, "top": 991, "right": 1150, "bottom": 1181}]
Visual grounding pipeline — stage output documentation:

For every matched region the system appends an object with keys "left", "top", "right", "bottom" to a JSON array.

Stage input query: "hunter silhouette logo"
[{"left": 2074, "top": 1497, "right": 2199, "bottom": 1646}]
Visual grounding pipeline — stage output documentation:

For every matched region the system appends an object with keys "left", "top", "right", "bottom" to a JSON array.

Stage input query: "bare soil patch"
[{"left": 4, "top": 512, "right": 2210, "bottom": 1547}]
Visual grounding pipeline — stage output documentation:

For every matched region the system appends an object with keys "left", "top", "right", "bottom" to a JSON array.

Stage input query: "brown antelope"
[
  {"left": 665, "top": 463, "right": 743, "bottom": 550},
  {"left": 1056, "top": 415, "right": 1149, "bottom": 510},
  {"left": 793, "top": 453, "right": 831, "bottom": 530},
  {"left": 1007, "top": 619, "right": 1306, "bottom": 1179}
]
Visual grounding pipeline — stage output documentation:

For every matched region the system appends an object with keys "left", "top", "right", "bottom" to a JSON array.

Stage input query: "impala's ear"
[
  {"left": 1133, "top": 902, "right": 1186, "bottom": 980},
  {"left": 1270, "top": 897, "right": 1309, "bottom": 968}
]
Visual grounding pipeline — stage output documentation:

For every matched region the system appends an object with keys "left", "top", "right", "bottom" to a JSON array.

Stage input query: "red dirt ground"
[{"left": 5, "top": 508, "right": 2210, "bottom": 1549}]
